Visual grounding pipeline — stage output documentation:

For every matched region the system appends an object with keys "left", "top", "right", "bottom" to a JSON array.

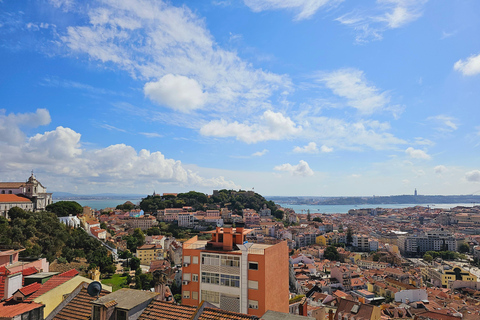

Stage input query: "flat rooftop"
[
  {"left": 93, "top": 288, "right": 159, "bottom": 310},
  {"left": 184, "top": 239, "right": 272, "bottom": 255}
]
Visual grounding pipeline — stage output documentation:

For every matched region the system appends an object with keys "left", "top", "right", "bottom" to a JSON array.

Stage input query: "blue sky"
[{"left": 1, "top": 0, "right": 480, "bottom": 196}]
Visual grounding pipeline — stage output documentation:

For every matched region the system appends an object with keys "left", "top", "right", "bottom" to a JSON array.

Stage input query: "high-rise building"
[{"left": 181, "top": 224, "right": 289, "bottom": 317}]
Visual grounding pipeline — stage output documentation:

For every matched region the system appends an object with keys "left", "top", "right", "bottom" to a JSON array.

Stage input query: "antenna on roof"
[{"left": 87, "top": 281, "right": 102, "bottom": 299}]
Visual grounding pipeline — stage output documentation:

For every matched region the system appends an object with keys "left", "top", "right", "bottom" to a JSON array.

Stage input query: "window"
[
  {"left": 183, "top": 273, "right": 191, "bottom": 281},
  {"left": 192, "top": 291, "right": 198, "bottom": 300},
  {"left": 249, "top": 262, "right": 258, "bottom": 270},
  {"left": 183, "top": 291, "right": 190, "bottom": 299},
  {"left": 221, "top": 256, "right": 240, "bottom": 267},
  {"left": 202, "top": 254, "right": 220, "bottom": 266},
  {"left": 248, "top": 300, "right": 259, "bottom": 309},
  {"left": 193, "top": 274, "right": 198, "bottom": 282},
  {"left": 201, "top": 272, "right": 219, "bottom": 285},
  {"left": 201, "top": 290, "right": 219, "bottom": 304},
  {"left": 220, "top": 274, "right": 240, "bottom": 287},
  {"left": 184, "top": 256, "right": 191, "bottom": 263},
  {"left": 193, "top": 256, "right": 199, "bottom": 264},
  {"left": 117, "top": 310, "right": 128, "bottom": 320},
  {"left": 248, "top": 280, "right": 258, "bottom": 289}
]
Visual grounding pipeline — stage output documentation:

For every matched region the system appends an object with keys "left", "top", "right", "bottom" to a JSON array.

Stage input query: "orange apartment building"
[{"left": 181, "top": 223, "right": 289, "bottom": 317}]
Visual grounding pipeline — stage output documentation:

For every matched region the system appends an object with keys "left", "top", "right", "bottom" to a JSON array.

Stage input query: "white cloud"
[
  {"left": 243, "top": 0, "right": 341, "bottom": 21},
  {"left": 434, "top": 165, "right": 447, "bottom": 174},
  {"left": 293, "top": 142, "right": 318, "bottom": 153},
  {"left": 200, "top": 110, "right": 301, "bottom": 143},
  {"left": 0, "top": 110, "right": 238, "bottom": 191},
  {"left": 144, "top": 74, "right": 208, "bottom": 112},
  {"left": 320, "top": 145, "right": 333, "bottom": 153},
  {"left": 252, "top": 149, "right": 269, "bottom": 157},
  {"left": 0, "top": 108, "right": 51, "bottom": 145},
  {"left": 427, "top": 115, "right": 458, "bottom": 132},
  {"left": 139, "top": 132, "right": 162, "bottom": 138},
  {"left": 336, "top": 0, "right": 427, "bottom": 42},
  {"left": 301, "top": 117, "right": 405, "bottom": 150},
  {"left": 454, "top": 53, "right": 480, "bottom": 76},
  {"left": 405, "top": 147, "right": 431, "bottom": 160},
  {"left": 274, "top": 160, "right": 314, "bottom": 177},
  {"left": 466, "top": 170, "right": 480, "bottom": 183},
  {"left": 61, "top": 0, "right": 289, "bottom": 116},
  {"left": 316, "top": 68, "right": 392, "bottom": 114}
]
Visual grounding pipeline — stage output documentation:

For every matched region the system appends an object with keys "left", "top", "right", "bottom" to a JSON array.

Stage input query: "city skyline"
[{"left": 1, "top": 0, "right": 480, "bottom": 196}]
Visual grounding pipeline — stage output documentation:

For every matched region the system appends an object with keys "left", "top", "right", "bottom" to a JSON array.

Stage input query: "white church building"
[{"left": 0, "top": 173, "right": 53, "bottom": 218}]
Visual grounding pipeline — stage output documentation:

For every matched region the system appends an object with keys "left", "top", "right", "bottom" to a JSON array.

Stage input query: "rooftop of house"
[
  {"left": 26, "top": 269, "right": 79, "bottom": 302},
  {"left": 0, "top": 194, "right": 32, "bottom": 203},
  {"left": 93, "top": 288, "right": 159, "bottom": 310},
  {"left": 0, "top": 300, "right": 44, "bottom": 317},
  {"left": 334, "top": 299, "right": 377, "bottom": 320},
  {"left": 52, "top": 286, "right": 109, "bottom": 320}
]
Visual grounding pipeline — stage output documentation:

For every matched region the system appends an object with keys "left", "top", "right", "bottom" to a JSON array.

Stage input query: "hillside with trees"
[
  {"left": 0, "top": 207, "right": 115, "bottom": 274},
  {"left": 140, "top": 189, "right": 283, "bottom": 218}
]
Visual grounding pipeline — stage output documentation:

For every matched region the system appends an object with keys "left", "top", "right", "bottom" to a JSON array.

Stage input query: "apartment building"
[
  {"left": 399, "top": 230, "right": 458, "bottom": 256},
  {"left": 136, "top": 244, "right": 163, "bottom": 265},
  {"left": 181, "top": 224, "right": 289, "bottom": 317},
  {"left": 353, "top": 235, "right": 370, "bottom": 252},
  {"left": 126, "top": 215, "right": 158, "bottom": 230}
]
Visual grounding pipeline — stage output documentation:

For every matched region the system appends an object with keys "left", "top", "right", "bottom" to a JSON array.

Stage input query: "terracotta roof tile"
[
  {"left": 138, "top": 300, "right": 196, "bottom": 320},
  {"left": 26, "top": 269, "right": 79, "bottom": 301},
  {"left": 0, "top": 194, "right": 32, "bottom": 203},
  {"left": 53, "top": 287, "right": 109, "bottom": 320},
  {"left": 0, "top": 301, "right": 44, "bottom": 317},
  {"left": 18, "top": 282, "right": 42, "bottom": 297}
]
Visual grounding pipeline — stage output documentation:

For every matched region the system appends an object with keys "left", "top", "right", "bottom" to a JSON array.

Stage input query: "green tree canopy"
[
  {"left": 324, "top": 245, "right": 340, "bottom": 261},
  {"left": 46, "top": 201, "right": 83, "bottom": 217}
]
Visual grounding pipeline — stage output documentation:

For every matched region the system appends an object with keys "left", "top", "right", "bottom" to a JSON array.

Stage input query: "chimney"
[
  {"left": 299, "top": 297, "right": 308, "bottom": 316},
  {"left": 5, "top": 272, "right": 22, "bottom": 300},
  {"left": 328, "top": 309, "right": 334, "bottom": 320}
]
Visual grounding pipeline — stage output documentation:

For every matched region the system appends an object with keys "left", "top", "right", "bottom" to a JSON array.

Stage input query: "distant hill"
[{"left": 267, "top": 195, "right": 480, "bottom": 205}]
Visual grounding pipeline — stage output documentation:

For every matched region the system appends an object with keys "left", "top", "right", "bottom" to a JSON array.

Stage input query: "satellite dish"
[{"left": 87, "top": 281, "right": 102, "bottom": 298}]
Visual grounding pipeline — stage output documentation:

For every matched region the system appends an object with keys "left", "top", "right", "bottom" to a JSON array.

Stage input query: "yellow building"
[
  {"left": 136, "top": 244, "right": 163, "bottom": 265},
  {"left": 441, "top": 266, "right": 477, "bottom": 288},
  {"left": 316, "top": 235, "right": 326, "bottom": 246}
]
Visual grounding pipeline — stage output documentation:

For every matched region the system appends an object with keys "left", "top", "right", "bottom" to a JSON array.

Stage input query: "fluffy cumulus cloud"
[
  {"left": 293, "top": 142, "right": 318, "bottom": 153},
  {"left": 316, "top": 68, "right": 392, "bottom": 114},
  {"left": 0, "top": 110, "right": 239, "bottom": 191},
  {"left": 336, "top": 0, "right": 428, "bottom": 42},
  {"left": 405, "top": 147, "right": 431, "bottom": 160},
  {"left": 144, "top": 74, "right": 207, "bottom": 112},
  {"left": 274, "top": 160, "right": 314, "bottom": 176},
  {"left": 243, "top": 0, "right": 340, "bottom": 21},
  {"left": 466, "top": 170, "right": 480, "bottom": 183},
  {"left": 200, "top": 110, "right": 301, "bottom": 143},
  {"left": 0, "top": 108, "right": 51, "bottom": 145},
  {"left": 454, "top": 53, "right": 480, "bottom": 76},
  {"left": 61, "top": 0, "right": 289, "bottom": 116}
]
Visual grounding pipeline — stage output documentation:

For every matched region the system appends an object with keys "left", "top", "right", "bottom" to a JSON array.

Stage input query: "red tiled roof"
[
  {"left": 21, "top": 267, "right": 39, "bottom": 276},
  {"left": 26, "top": 269, "right": 79, "bottom": 301},
  {"left": 52, "top": 287, "right": 109, "bottom": 320},
  {"left": 0, "top": 301, "right": 44, "bottom": 317},
  {"left": 0, "top": 194, "right": 32, "bottom": 203},
  {"left": 0, "top": 275, "right": 5, "bottom": 299},
  {"left": 18, "top": 282, "right": 42, "bottom": 297}
]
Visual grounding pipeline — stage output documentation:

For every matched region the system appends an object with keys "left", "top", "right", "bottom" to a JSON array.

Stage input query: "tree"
[
  {"left": 129, "top": 257, "right": 141, "bottom": 271},
  {"left": 307, "top": 210, "right": 311, "bottom": 222},
  {"left": 346, "top": 227, "right": 353, "bottom": 246},
  {"left": 423, "top": 253, "right": 433, "bottom": 263},
  {"left": 313, "top": 217, "right": 322, "bottom": 223},
  {"left": 459, "top": 243, "right": 470, "bottom": 253},
  {"left": 324, "top": 246, "right": 340, "bottom": 261},
  {"left": 338, "top": 224, "right": 343, "bottom": 233},
  {"left": 372, "top": 253, "right": 380, "bottom": 262},
  {"left": 46, "top": 201, "right": 82, "bottom": 217}
]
